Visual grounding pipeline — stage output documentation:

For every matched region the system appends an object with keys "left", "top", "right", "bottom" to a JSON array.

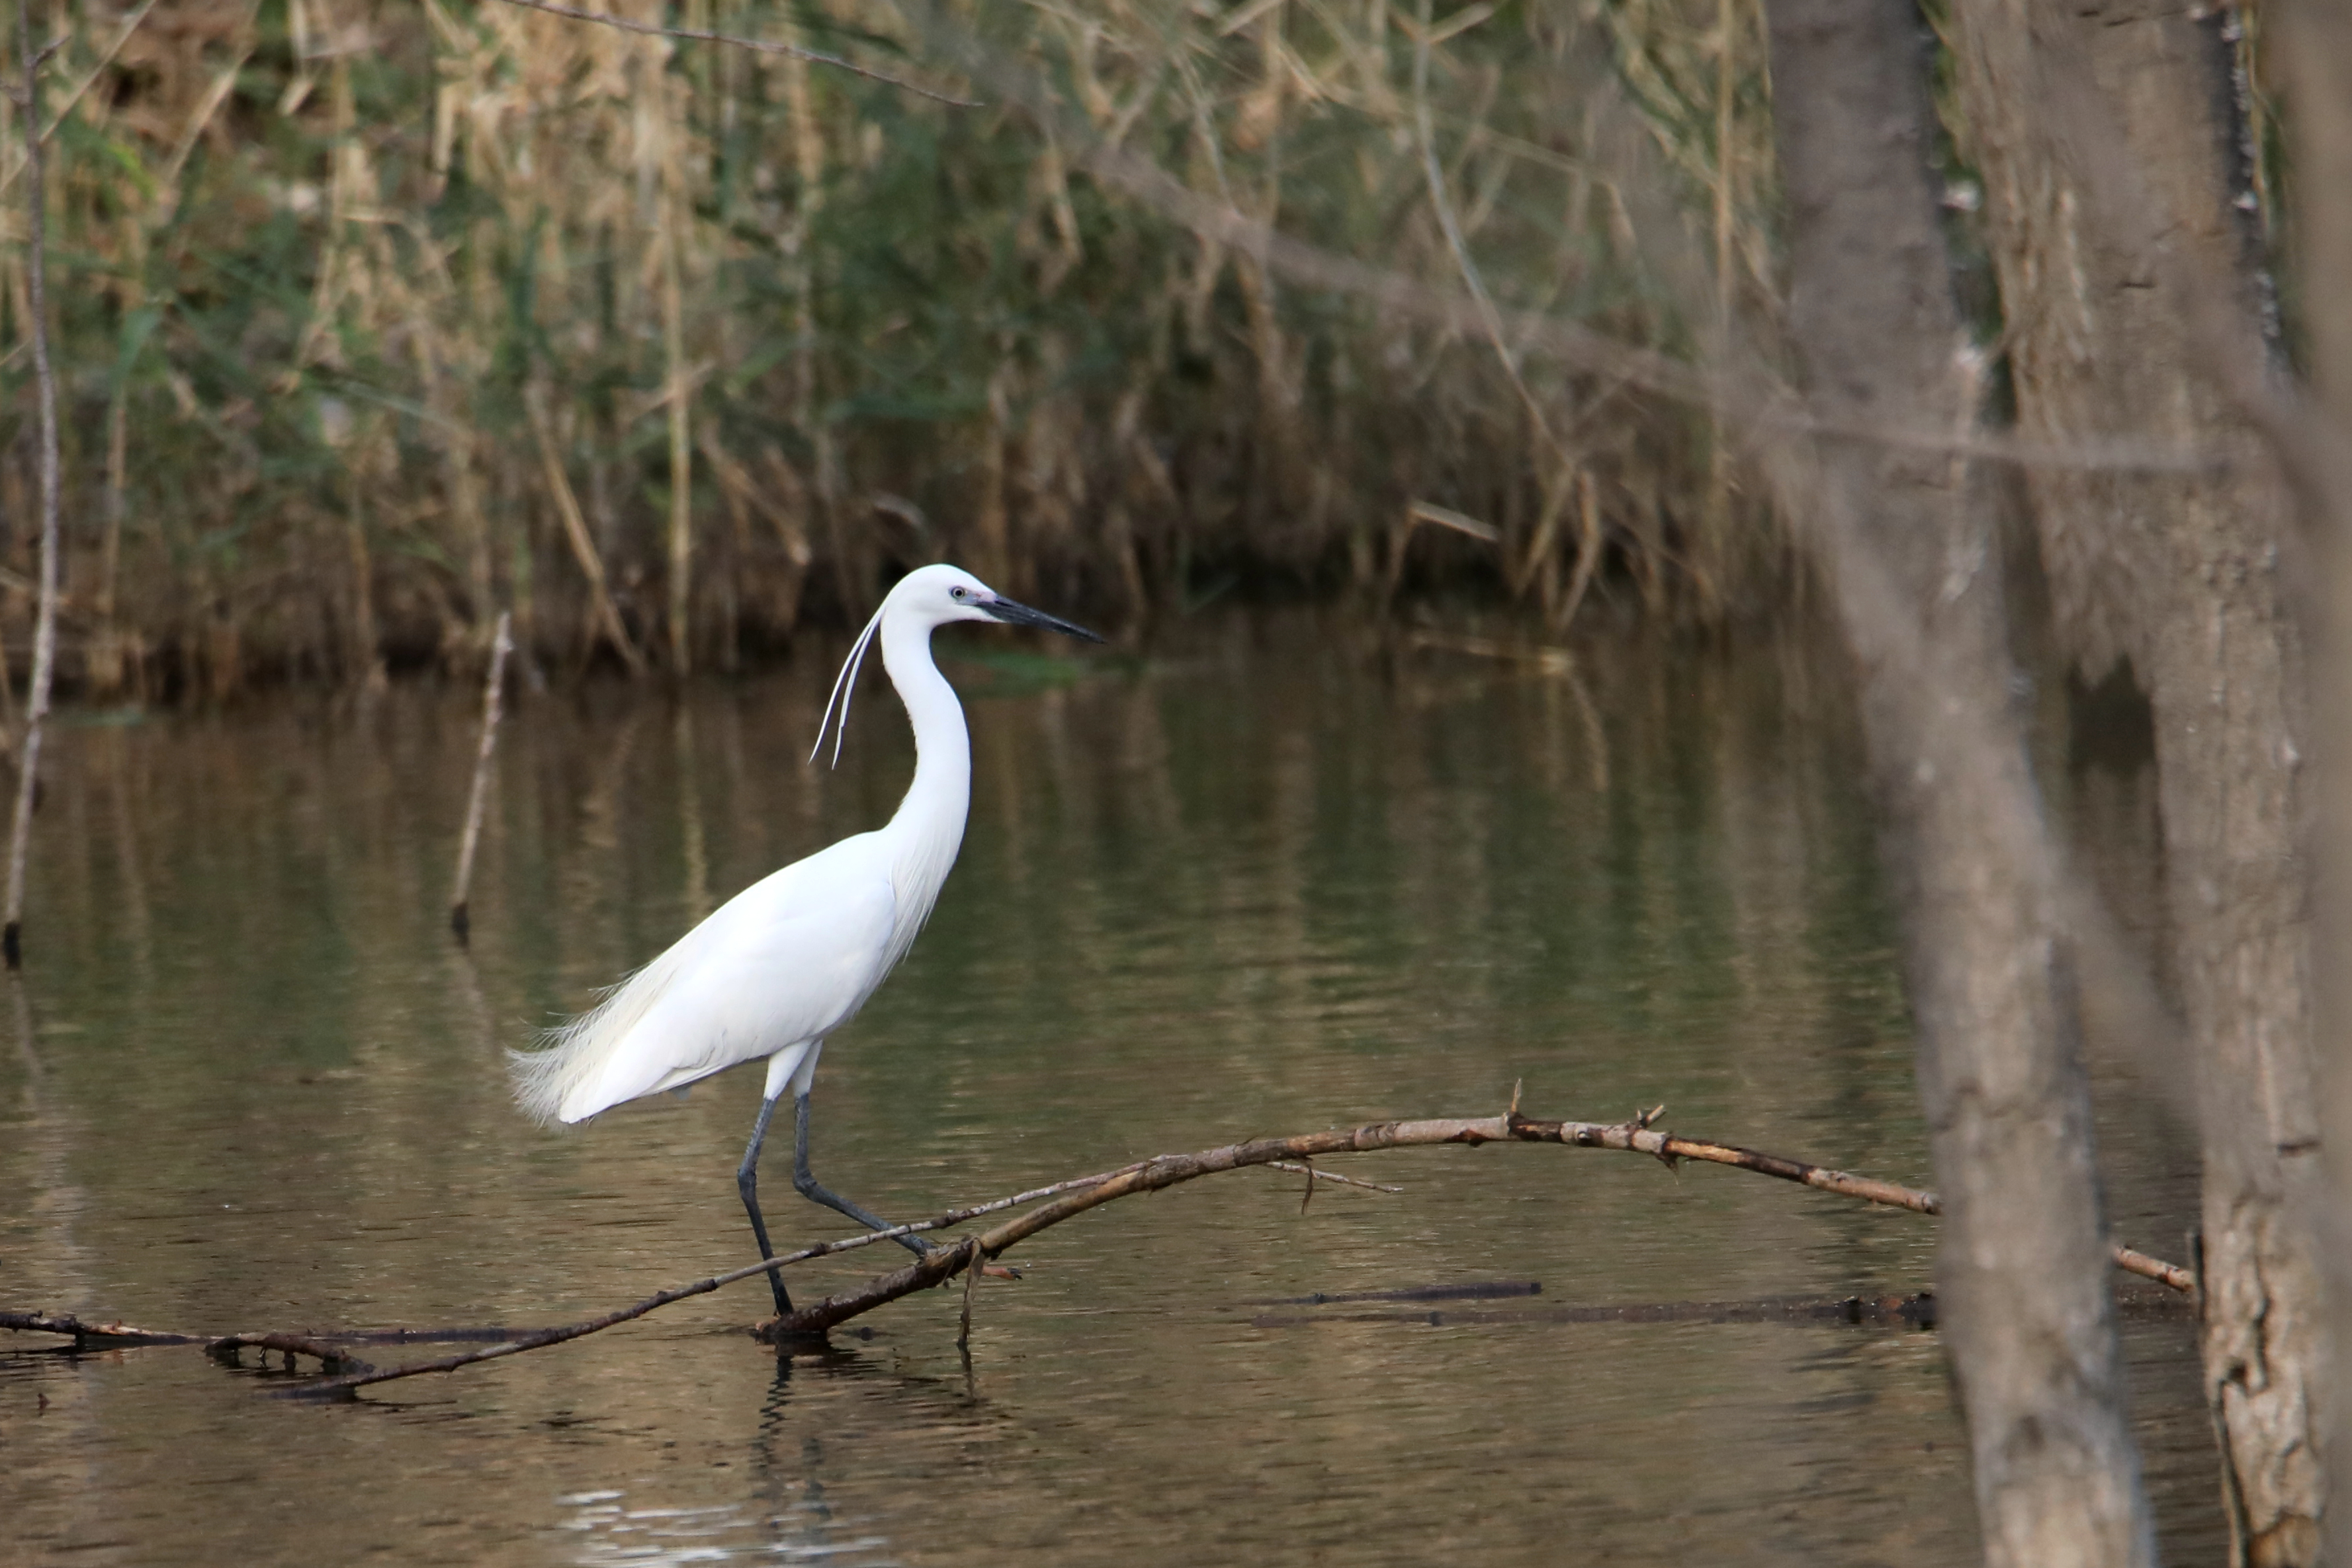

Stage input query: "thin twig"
[
  {"left": 490, "top": 0, "right": 980, "bottom": 108},
  {"left": 1266, "top": 1159, "right": 1401, "bottom": 1194},
  {"left": 449, "top": 612, "right": 513, "bottom": 943},
  {"left": 956, "top": 1235, "right": 983, "bottom": 1348}
]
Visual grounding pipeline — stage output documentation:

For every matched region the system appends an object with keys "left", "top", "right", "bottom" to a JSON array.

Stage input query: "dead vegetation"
[{"left": 0, "top": 0, "right": 1782, "bottom": 696}]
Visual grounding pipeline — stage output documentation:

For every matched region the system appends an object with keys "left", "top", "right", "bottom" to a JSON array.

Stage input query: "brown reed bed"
[{"left": 0, "top": 0, "right": 1782, "bottom": 698}]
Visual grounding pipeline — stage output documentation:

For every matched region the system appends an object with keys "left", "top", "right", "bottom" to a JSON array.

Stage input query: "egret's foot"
[{"left": 793, "top": 1168, "right": 932, "bottom": 1258}]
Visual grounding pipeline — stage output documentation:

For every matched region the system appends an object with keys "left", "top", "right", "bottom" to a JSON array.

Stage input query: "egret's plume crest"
[{"left": 811, "top": 599, "right": 888, "bottom": 767}]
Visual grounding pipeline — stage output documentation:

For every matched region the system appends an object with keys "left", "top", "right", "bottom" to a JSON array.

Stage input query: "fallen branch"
[
  {"left": 4, "top": 1106, "right": 2194, "bottom": 1396},
  {"left": 753, "top": 1110, "right": 2191, "bottom": 1341}
]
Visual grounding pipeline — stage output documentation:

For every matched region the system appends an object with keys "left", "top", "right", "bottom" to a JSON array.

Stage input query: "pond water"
[{"left": 0, "top": 610, "right": 2218, "bottom": 1565}]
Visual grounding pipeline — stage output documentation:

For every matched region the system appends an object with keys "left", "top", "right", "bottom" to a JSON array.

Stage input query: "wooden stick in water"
[
  {"left": 3, "top": 8, "right": 64, "bottom": 973},
  {"left": 449, "top": 613, "right": 514, "bottom": 943}
]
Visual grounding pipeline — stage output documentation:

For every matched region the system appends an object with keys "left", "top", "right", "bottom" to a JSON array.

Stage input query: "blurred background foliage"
[{"left": 0, "top": 0, "right": 1788, "bottom": 694}]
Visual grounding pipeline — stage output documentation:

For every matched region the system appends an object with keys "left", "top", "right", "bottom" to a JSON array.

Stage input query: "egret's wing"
[{"left": 518, "top": 871, "right": 897, "bottom": 1123}]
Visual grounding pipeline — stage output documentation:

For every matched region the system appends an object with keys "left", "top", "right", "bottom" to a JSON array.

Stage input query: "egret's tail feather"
[
  {"left": 508, "top": 956, "right": 682, "bottom": 1125},
  {"left": 508, "top": 1028, "right": 596, "bottom": 1127},
  {"left": 509, "top": 1002, "right": 617, "bottom": 1126}
]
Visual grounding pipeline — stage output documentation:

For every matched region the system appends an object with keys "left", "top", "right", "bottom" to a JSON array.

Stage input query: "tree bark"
[
  {"left": 2275, "top": 3, "right": 2352, "bottom": 1561},
  {"left": 1759, "top": 0, "right": 2154, "bottom": 1561},
  {"left": 1944, "top": 5, "right": 2327, "bottom": 1560}
]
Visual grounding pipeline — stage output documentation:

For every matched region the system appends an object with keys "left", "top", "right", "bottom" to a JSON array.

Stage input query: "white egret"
[{"left": 511, "top": 563, "right": 1102, "bottom": 1317}]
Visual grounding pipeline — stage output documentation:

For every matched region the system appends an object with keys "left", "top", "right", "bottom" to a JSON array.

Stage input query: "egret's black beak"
[{"left": 982, "top": 597, "right": 1105, "bottom": 643}]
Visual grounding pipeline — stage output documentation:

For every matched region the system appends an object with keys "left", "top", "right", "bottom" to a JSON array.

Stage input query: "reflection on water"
[{"left": 0, "top": 612, "right": 2214, "bottom": 1563}]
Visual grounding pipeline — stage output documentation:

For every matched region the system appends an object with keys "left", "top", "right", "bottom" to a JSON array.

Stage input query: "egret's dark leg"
[
  {"left": 738, "top": 1092, "right": 794, "bottom": 1317},
  {"left": 792, "top": 1091, "right": 932, "bottom": 1256}
]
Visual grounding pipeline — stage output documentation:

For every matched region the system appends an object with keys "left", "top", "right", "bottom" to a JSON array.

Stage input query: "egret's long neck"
[{"left": 878, "top": 614, "right": 970, "bottom": 891}]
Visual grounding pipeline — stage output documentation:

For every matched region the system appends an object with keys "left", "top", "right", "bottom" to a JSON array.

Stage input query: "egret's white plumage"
[
  {"left": 507, "top": 563, "right": 1100, "bottom": 1317},
  {"left": 509, "top": 860, "right": 897, "bottom": 1123}
]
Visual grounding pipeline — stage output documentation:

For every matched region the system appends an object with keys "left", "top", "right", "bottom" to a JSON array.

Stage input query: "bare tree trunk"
[
  {"left": 1760, "top": 0, "right": 2154, "bottom": 1561},
  {"left": 2275, "top": 5, "right": 2352, "bottom": 1562},
  {"left": 1944, "top": 6, "right": 2328, "bottom": 1559}
]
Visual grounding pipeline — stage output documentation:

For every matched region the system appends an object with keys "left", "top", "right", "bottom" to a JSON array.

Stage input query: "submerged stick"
[
  {"left": 449, "top": 612, "right": 513, "bottom": 943},
  {"left": 2, "top": 5, "right": 61, "bottom": 973},
  {"left": 1251, "top": 1293, "right": 1941, "bottom": 1330},
  {"left": 0, "top": 1311, "right": 372, "bottom": 1372}
]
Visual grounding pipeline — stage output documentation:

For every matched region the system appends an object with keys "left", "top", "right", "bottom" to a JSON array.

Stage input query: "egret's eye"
[{"left": 949, "top": 586, "right": 969, "bottom": 601}]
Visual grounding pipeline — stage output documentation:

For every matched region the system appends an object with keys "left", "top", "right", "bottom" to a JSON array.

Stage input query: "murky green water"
[{"left": 1, "top": 612, "right": 2216, "bottom": 1564}]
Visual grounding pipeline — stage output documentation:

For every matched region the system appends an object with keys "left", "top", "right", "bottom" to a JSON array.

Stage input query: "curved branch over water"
[
  {"left": 752, "top": 1109, "right": 2191, "bottom": 1342},
  {"left": 3, "top": 1104, "right": 2191, "bottom": 1399}
]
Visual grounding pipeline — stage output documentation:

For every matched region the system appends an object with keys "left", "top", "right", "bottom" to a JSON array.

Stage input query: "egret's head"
[
  {"left": 812, "top": 564, "right": 1104, "bottom": 766},
  {"left": 887, "top": 562, "right": 1104, "bottom": 642}
]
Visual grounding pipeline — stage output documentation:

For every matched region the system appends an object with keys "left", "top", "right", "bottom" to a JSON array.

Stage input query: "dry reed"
[{"left": 0, "top": 0, "right": 1783, "bottom": 695}]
